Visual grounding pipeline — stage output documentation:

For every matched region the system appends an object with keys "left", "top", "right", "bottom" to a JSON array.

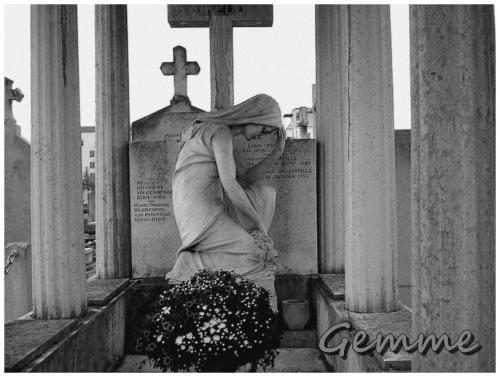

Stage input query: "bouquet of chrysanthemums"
[{"left": 138, "top": 268, "right": 282, "bottom": 372}]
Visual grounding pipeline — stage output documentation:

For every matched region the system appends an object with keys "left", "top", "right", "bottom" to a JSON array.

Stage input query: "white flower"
[
  {"left": 203, "top": 336, "right": 211, "bottom": 343},
  {"left": 218, "top": 323, "right": 226, "bottom": 329},
  {"left": 186, "top": 332, "right": 193, "bottom": 339},
  {"left": 202, "top": 305, "right": 207, "bottom": 310},
  {"left": 157, "top": 335, "right": 163, "bottom": 342},
  {"left": 175, "top": 336, "right": 184, "bottom": 345},
  {"left": 162, "top": 306, "right": 171, "bottom": 314},
  {"left": 213, "top": 335, "right": 220, "bottom": 341}
]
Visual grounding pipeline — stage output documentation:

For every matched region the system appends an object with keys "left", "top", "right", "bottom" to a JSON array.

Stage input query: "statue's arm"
[
  {"left": 242, "top": 126, "right": 286, "bottom": 185},
  {"left": 212, "top": 128, "right": 267, "bottom": 233}
]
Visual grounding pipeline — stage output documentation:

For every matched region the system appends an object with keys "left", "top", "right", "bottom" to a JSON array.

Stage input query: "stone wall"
[{"left": 8, "top": 280, "right": 134, "bottom": 372}]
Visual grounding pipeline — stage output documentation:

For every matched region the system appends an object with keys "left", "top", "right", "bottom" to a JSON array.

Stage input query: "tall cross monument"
[
  {"left": 168, "top": 5, "right": 273, "bottom": 110},
  {"left": 160, "top": 45, "right": 200, "bottom": 104}
]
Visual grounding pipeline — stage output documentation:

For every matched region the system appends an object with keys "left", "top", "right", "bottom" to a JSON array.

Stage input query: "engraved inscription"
[
  {"left": 133, "top": 180, "right": 172, "bottom": 223},
  {"left": 235, "top": 139, "right": 314, "bottom": 181}
]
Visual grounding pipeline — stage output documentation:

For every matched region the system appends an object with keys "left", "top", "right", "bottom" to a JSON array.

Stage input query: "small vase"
[{"left": 282, "top": 299, "right": 310, "bottom": 330}]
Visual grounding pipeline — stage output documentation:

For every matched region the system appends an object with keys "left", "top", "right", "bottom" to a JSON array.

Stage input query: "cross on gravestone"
[
  {"left": 168, "top": 5, "right": 273, "bottom": 111},
  {"left": 160, "top": 45, "right": 200, "bottom": 102},
  {"left": 4, "top": 77, "right": 24, "bottom": 125}
]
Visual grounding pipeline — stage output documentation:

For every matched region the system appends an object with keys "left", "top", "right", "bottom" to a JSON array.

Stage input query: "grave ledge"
[
  {"left": 316, "top": 274, "right": 411, "bottom": 372},
  {"left": 87, "top": 277, "right": 132, "bottom": 306},
  {"left": 4, "top": 279, "right": 136, "bottom": 372}
]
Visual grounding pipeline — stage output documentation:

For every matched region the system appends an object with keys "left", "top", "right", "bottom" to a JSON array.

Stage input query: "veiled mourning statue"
[{"left": 166, "top": 94, "right": 286, "bottom": 309}]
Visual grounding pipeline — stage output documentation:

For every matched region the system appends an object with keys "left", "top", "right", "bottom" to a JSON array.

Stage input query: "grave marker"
[{"left": 168, "top": 5, "right": 273, "bottom": 110}]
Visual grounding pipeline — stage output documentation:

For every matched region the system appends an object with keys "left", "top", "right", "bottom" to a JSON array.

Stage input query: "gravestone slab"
[
  {"left": 233, "top": 134, "right": 317, "bottom": 275},
  {"left": 129, "top": 141, "right": 180, "bottom": 277},
  {"left": 130, "top": 136, "right": 317, "bottom": 277},
  {"left": 130, "top": 106, "right": 318, "bottom": 277},
  {"left": 130, "top": 102, "right": 203, "bottom": 277}
]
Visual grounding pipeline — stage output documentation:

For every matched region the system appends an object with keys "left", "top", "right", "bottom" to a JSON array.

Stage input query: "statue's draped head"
[{"left": 178, "top": 94, "right": 282, "bottom": 149}]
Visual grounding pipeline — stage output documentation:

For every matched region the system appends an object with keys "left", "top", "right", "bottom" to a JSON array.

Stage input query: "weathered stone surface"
[
  {"left": 132, "top": 109, "right": 201, "bottom": 142},
  {"left": 318, "top": 273, "right": 345, "bottom": 300},
  {"left": 343, "top": 5, "right": 398, "bottom": 313},
  {"left": 160, "top": 45, "right": 200, "bottom": 101},
  {"left": 95, "top": 4, "right": 132, "bottom": 279},
  {"left": 410, "top": 5, "right": 495, "bottom": 372},
  {"left": 395, "top": 130, "right": 411, "bottom": 307},
  {"left": 315, "top": 5, "right": 348, "bottom": 273},
  {"left": 130, "top": 106, "right": 202, "bottom": 278},
  {"left": 30, "top": 5, "right": 87, "bottom": 318},
  {"left": 22, "top": 282, "right": 134, "bottom": 372},
  {"left": 87, "top": 278, "right": 131, "bottom": 306},
  {"left": 130, "top": 132, "right": 317, "bottom": 277},
  {"left": 5, "top": 319, "right": 78, "bottom": 371},
  {"left": 129, "top": 141, "right": 179, "bottom": 277},
  {"left": 233, "top": 135, "right": 317, "bottom": 275}
]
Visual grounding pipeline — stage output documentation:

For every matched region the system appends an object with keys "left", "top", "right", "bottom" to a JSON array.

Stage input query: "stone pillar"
[
  {"left": 30, "top": 5, "right": 87, "bottom": 318},
  {"left": 209, "top": 14, "right": 234, "bottom": 110},
  {"left": 315, "top": 5, "right": 349, "bottom": 273},
  {"left": 344, "top": 5, "right": 399, "bottom": 313},
  {"left": 410, "top": 5, "right": 495, "bottom": 372},
  {"left": 95, "top": 5, "right": 132, "bottom": 278}
]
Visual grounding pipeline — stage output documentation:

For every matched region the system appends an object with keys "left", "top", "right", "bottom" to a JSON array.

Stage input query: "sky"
[{"left": 4, "top": 4, "right": 411, "bottom": 141}]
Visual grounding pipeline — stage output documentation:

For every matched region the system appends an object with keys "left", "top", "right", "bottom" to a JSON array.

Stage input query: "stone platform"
[{"left": 115, "top": 348, "right": 330, "bottom": 372}]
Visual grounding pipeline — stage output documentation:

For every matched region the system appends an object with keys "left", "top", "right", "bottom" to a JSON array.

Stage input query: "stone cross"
[
  {"left": 168, "top": 5, "right": 273, "bottom": 110},
  {"left": 4, "top": 77, "right": 24, "bottom": 125},
  {"left": 160, "top": 45, "right": 200, "bottom": 101}
]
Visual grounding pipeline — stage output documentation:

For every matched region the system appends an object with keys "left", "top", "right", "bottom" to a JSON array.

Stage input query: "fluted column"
[
  {"left": 30, "top": 5, "right": 87, "bottom": 318},
  {"left": 411, "top": 5, "right": 495, "bottom": 372},
  {"left": 344, "top": 5, "right": 399, "bottom": 313},
  {"left": 315, "top": 5, "right": 349, "bottom": 273},
  {"left": 95, "top": 5, "right": 132, "bottom": 279}
]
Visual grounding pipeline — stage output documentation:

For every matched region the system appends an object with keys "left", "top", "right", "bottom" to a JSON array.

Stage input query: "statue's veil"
[{"left": 178, "top": 94, "right": 282, "bottom": 150}]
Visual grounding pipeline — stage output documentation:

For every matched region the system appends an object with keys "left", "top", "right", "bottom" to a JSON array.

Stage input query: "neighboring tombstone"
[
  {"left": 4, "top": 77, "right": 30, "bottom": 248},
  {"left": 4, "top": 78, "right": 32, "bottom": 322},
  {"left": 395, "top": 130, "right": 411, "bottom": 307},
  {"left": 130, "top": 47, "right": 205, "bottom": 277}
]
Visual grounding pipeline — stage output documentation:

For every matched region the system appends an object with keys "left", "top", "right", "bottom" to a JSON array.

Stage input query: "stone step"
[{"left": 115, "top": 348, "right": 330, "bottom": 373}]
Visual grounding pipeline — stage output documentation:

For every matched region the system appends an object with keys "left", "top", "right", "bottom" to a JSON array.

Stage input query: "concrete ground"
[{"left": 115, "top": 348, "right": 329, "bottom": 373}]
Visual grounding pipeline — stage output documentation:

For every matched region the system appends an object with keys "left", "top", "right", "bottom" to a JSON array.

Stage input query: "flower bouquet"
[{"left": 139, "top": 268, "right": 282, "bottom": 372}]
